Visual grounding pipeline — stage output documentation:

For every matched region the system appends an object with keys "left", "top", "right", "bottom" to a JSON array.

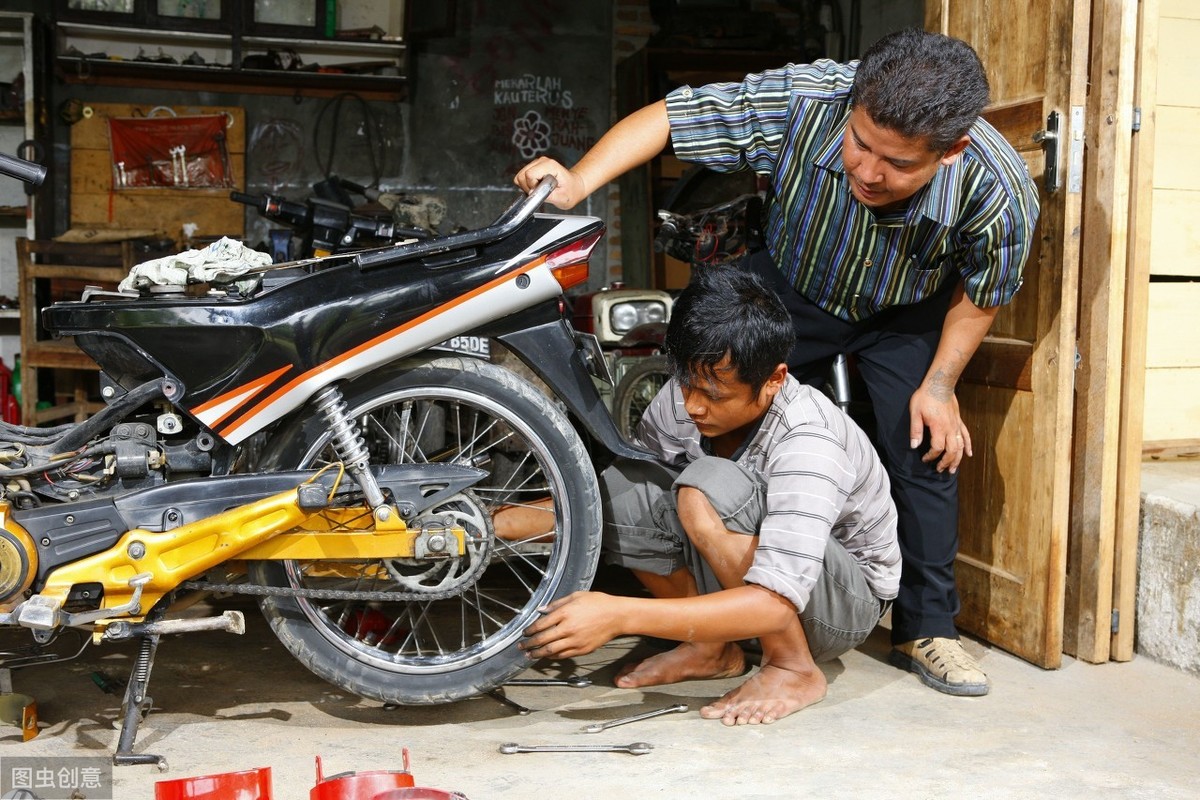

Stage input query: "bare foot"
[
  {"left": 614, "top": 642, "right": 746, "bottom": 689},
  {"left": 699, "top": 663, "right": 827, "bottom": 725}
]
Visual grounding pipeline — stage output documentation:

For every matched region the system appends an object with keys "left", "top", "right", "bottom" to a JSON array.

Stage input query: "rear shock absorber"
[{"left": 311, "top": 384, "right": 390, "bottom": 520}]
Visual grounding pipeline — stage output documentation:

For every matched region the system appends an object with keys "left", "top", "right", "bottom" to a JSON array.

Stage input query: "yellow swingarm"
[{"left": 37, "top": 487, "right": 466, "bottom": 616}]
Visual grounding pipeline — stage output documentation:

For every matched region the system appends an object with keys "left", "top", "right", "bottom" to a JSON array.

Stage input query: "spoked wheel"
[
  {"left": 250, "top": 358, "right": 602, "bottom": 705},
  {"left": 613, "top": 355, "right": 670, "bottom": 441}
]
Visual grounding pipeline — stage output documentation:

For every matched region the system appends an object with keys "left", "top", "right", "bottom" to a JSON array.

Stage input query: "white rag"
[{"left": 118, "top": 237, "right": 272, "bottom": 293}]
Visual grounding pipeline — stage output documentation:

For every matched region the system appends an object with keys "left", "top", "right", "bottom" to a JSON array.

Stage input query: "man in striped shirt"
[
  {"left": 523, "top": 265, "right": 899, "bottom": 724},
  {"left": 516, "top": 28, "right": 1039, "bottom": 697}
]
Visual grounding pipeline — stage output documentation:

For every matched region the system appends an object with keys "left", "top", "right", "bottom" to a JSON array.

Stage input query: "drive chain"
[{"left": 179, "top": 580, "right": 464, "bottom": 603}]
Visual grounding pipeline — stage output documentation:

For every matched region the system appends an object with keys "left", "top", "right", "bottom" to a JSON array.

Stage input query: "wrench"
[
  {"left": 580, "top": 703, "right": 688, "bottom": 734},
  {"left": 506, "top": 676, "right": 593, "bottom": 688},
  {"left": 498, "top": 742, "right": 653, "bottom": 756},
  {"left": 487, "top": 688, "right": 532, "bottom": 716}
]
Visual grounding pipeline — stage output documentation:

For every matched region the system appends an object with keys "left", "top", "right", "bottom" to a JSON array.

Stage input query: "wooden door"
[{"left": 926, "top": 0, "right": 1088, "bottom": 667}]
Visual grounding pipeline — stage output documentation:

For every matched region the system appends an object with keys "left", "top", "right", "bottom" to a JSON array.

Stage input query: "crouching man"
[{"left": 521, "top": 265, "right": 900, "bottom": 725}]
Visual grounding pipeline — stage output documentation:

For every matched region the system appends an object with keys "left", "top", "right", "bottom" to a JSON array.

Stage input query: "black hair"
[
  {"left": 664, "top": 265, "right": 795, "bottom": 394},
  {"left": 851, "top": 28, "right": 990, "bottom": 152}
]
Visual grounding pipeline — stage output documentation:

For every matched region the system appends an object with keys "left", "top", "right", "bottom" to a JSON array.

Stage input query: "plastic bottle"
[
  {"left": 0, "top": 357, "right": 12, "bottom": 424},
  {"left": 324, "top": 0, "right": 337, "bottom": 37},
  {"left": 12, "top": 353, "right": 20, "bottom": 407}
]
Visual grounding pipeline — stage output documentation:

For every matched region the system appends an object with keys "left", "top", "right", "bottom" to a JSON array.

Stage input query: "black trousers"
[{"left": 744, "top": 249, "right": 959, "bottom": 644}]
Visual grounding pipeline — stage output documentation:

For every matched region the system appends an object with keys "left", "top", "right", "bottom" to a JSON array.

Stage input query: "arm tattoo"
[
  {"left": 926, "top": 347, "right": 969, "bottom": 402},
  {"left": 926, "top": 367, "right": 955, "bottom": 402}
]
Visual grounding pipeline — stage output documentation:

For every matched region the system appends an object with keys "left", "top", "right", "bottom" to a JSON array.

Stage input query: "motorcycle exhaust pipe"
[{"left": 102, "top": 610, "right": 245, "bottom": 641}]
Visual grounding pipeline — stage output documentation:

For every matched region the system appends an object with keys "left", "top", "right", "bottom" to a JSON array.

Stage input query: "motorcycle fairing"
[{"left": 44, "top": 214, "right": 603, "bottom": 445}]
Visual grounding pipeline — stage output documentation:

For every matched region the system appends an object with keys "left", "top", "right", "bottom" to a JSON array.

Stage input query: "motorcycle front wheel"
[
  {"left": 613, "top": 355, "right": 670, "bottom": 441},
  {"left": 250, "top": 357, "right": 602, "bottom": 705}
]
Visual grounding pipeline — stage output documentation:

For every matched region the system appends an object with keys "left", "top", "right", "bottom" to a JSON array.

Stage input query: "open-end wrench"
[
  {"left": 580, "top": 703, "right": 688, "bottom": 734},
  {"left": 506, "top": 676, "right": 593, "bottom": 688},
  {"left": 498, "top": 742, "right": 653, "bottom": 756},
  {"left": 488, "top": 688, "right": 532, "bottom": 715}
]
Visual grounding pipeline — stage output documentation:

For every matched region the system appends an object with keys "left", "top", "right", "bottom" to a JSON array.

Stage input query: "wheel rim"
[
  {"left": 282, "top": 383, "right": 573, "bottom": 675},
  {"left": 620, "top": 368, "right": 668, "bottom": 438}
]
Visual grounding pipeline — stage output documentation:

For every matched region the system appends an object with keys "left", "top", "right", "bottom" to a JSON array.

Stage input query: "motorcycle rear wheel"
[{"left": 250, "top": 357, "right": 602, "bottom": 705}]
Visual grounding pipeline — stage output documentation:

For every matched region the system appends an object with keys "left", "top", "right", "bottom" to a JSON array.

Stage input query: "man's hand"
[
  {"left": 909, "top": 378, "right": 972, "bottom": 474},
  {"left": 909, "top": 283, "right": 997, "bottom": 474},
  {"left": 514, "top": 157, "right": 588, "bottom": 210},
  {"left": 520, "top": 591, "right": 624, "bottom": 659}
]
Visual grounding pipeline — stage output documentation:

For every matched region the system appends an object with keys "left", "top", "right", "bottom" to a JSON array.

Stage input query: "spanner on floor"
[
  {"left": 487, "top": 688, "right": 532, "bottom": 715},
  {"left": 506, "top": 676, "right": 593, "bottom": 688},
  {"left": 580, "top": 703, "right": 688, "bottom": 734},
  {"left": 498, "top": 742, "right": 654, "bottom": 755}
]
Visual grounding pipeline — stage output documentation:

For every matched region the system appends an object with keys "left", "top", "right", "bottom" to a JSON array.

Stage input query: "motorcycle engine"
[{"left": 0, "top": 523, "right": 36, "bottom": 608}]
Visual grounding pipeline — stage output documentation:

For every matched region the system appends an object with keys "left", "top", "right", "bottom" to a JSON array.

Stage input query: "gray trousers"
[{"left": 601, "top": 456, "right": 886, "bottom": 662}]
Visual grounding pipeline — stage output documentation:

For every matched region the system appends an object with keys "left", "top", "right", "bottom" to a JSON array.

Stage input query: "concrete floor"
[{"left": 4, "top": 591, "right": 1199, "bottom": 800}]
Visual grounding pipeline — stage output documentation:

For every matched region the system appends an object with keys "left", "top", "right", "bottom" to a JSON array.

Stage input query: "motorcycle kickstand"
[{"left": 112, "top": 630, "right": 167, "bottom": 770}]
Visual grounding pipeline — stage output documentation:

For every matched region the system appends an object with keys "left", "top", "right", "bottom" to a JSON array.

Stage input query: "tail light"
[{"left": 546, "top": 229, "right": 603, "bottom": 291}]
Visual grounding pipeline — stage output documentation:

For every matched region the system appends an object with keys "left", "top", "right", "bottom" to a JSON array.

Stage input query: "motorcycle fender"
[{"left": 494, "top": 319, "right": 653, "bottom": 462}]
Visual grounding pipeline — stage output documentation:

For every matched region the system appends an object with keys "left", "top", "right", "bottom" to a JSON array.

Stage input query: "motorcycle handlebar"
[
  {"left": 0, "top": 151, "right": 46, "bottom": 187},
  {"left": 355, "top": 175, "right": 558, "bottom": 270},
  {"left": 229, "top": 190, "right": 260, "bottom": 207}
]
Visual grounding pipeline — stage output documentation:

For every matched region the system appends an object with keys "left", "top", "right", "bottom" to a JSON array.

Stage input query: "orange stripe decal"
[
  {"left": 193, "top": 364, "right": 293, "bottom": 421},
  {"left": 218, "top": 257, "right": 547, "bottom": 440}
]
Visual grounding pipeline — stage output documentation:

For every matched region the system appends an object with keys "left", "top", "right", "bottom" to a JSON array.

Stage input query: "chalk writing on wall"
[
  {"left": 494, "top": 74, "right": 574, "bottom": 108},
  {"left": 492, "top": 74, "right": 595, "bottom": 166}
]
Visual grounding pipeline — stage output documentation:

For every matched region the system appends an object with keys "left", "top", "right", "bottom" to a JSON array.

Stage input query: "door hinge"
[
  {"left": 1132, "top": 107, "right": 1142, "bottom": 133},
  {"left": 1111, "top": 609, "right": 1120, "bottom": 634}
]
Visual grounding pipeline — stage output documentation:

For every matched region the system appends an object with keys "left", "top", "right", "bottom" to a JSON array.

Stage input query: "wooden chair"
[{"left": 16, "top": 238, "right": 135, "bottom": 426}]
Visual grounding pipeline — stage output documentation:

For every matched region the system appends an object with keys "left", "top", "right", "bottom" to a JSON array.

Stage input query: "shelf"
[
  {"left": 0, "top": 206, "right": 29, "bottom": 223},
  {"left": 55, "top": 21, "right": 408, "bottom": 100}
]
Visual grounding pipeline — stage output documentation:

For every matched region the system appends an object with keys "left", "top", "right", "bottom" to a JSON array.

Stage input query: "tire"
[
  {"left": 613, "top": 355, "right": 670, "bottom": 441},
  {"left": 249, "top": 357, "right": 602, "bottom": 705}
]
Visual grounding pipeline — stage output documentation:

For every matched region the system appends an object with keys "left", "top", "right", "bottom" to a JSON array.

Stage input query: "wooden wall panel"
[
  {"left": 1160, "top": 0, "right": 1199, "bottom": 19},
  {"left": 1145, "top": 283, "right": 1200, "bottom": 368},
  {"left": 68, "top": 103, "right": 246, "bottom": 246},
  {"left": 1143, "top": 0, "right": 1200, "bottom": 447},
  {"left": 935, "top": 1, "right": 1048, "bottom": 106},
  {"left": 1155, "top": 18, "right": 1200, "bottom": 107},
  {"left": 983, "top": 99, "right": 1044, "bottom": 343},
  {"left": 1148, "top": 189, "right": 1200, "bottom": 277},
  {"left": 956, "top": 385, "right": 1047, "bottom": 648},
  {"left": 1143, "top": 368, "right": 1200, "bottom": 442},
  {"left": 1152, "top": 106, "right": 1200, "bottom": 191}
]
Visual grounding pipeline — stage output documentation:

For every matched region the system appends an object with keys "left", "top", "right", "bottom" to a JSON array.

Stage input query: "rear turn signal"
[{"left": 547, "top": 229, "right": 603, "bottom": 291}]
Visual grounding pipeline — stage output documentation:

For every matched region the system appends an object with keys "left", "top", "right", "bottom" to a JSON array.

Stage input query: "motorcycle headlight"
[{"left": 609, "top": 300, "right": 669, "bottom": 334}]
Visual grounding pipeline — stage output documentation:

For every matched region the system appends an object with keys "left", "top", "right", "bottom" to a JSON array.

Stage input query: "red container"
[
  {"left": 155, "top": 766, "right": 273, "bottom": 800},
  {"left": 311, "top": 754, "right": 415, "bottom": 800}
]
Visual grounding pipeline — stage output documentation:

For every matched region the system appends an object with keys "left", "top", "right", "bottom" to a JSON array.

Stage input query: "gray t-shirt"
[{"left": 635, "top": 374, "right": 901, "bottom": 612}]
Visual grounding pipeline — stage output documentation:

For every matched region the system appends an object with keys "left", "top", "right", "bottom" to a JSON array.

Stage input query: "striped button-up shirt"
[
  {"left": 635, "top": 375, "right": 900, "bottom": 613},
  {"left": 665, "top": 60, "right": 1041, "bottom": 322}
]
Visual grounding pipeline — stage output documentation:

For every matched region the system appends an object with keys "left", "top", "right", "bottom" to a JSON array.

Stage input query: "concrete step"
[{"left": 1139, "top": 460, "right": 1200, "bottom": 674}]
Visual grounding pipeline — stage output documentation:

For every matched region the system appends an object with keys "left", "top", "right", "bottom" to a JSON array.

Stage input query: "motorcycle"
[
  {"left": 0, "top": 151, "right": 648, "bottom": 766},
  {"left": 230, "top": 176, "right": 436, "bottom": 260},
  {"left": 570, "top": 283, "right": 672, "bottom": 440}
]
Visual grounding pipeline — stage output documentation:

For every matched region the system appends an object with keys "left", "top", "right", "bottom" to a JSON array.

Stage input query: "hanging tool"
[{"left": 580, "top": 703, "right": 688, "bottom": 734}]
